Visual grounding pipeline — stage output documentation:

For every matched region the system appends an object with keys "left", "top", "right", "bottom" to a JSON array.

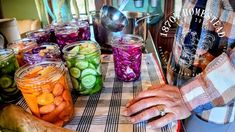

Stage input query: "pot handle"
[
  {"left": 135, "top": 13, "right": 159, "bottom": 25},
  {"left": 118, "top": 0, "right": 129, "bottom": 11}
]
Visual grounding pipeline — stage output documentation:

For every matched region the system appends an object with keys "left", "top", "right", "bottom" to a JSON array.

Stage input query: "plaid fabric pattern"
[
  {"left": 167, "top": 0, "right": 235, "bottom": 124},
  {"left": 17, "top": 54, "right": 178, "bottom": 132}
]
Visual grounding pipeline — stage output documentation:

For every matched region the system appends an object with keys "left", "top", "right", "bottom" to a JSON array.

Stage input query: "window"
[{"left": 71, "top": 0, "right": 96, "bottom": 15}]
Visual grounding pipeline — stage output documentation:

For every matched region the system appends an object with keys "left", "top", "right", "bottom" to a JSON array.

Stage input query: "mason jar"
[
  {"left": 27, "top": 29, "right": 51, "bottom": 44},
  {"left": 54, "top": 26, "right": 79, "bottom": 49},
  {"left": 111, "top": 34, "right": 143, "bottom": 81},
  {"left": 69, "top": 20, "right": 91, "bottom": 41},
  {"left": 23, "top": 43, "right": 61, "bottom": 65},
  {"left": 15, "top": 61, "right": 74, "bottom": 126},
  {"left": 0, "top": 49, "right": 21, "bottom": 104},
  {"left": 8, "top": 38, "right": 37, "bottom": 66},
  {"left": 63, "top": 41, "right": 102, "bottom": 95}
]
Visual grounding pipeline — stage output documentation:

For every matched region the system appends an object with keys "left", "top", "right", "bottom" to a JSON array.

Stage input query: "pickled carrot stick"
[{"left": 23, "top": 94, "right": 40, "bottom": 117}]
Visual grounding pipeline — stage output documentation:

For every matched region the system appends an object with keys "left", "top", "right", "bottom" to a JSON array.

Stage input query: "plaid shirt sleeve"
[{"left": 180, "top": 48, "right": 235, "bottom": 113}]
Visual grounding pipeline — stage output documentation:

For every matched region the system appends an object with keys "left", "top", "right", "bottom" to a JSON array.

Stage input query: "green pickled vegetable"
[
  {"left": 81, "top": 68, "right": 97, "bottom": 78},
  {"left": 66, "top": 61, "right": 72, "bottom": 68},
  {"left": 81, "top": 75, "right": 96, "bottom": 89},
  {"left": 71, "top": 77, "right": 79, "bottom": 91},
  {"left": 75, "top": 60, "right": 89, "bottom": 70},
  {"left": 0, "top": 76, "right": 13, "bottom": 89},
  {"left": 88, "top": 63, "right": 96, "bottom": 69},
  {"left": 69, "top": 46, "right": 80, "bottom": 54},
  {"left": 69, "top": 67, "right": 81, "bottom": 78}
]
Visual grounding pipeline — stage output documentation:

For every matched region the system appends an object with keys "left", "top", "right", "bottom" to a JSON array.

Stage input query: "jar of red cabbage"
[
  {"left": 111, "top": 34, "right": 143, "bottom": 81},
  {"left": 24, "top": 43, "right": 61, "bottom": 64},
  {"left": 27, "top": 29, "right": 51, "bottom": 44},
  {"left": 69, "top": 20, "right": 90, "bottom": 41},
  {"left": 54, "top": 26, "right": 79, "bottom": 49}
]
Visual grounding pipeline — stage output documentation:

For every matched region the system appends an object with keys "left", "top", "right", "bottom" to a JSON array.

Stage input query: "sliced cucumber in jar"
[
  {"left": 69, "top": 67, "right": 81, "bottom": 78},
  {"left": 90, "top": 56, "right": 100, "bottom": 65},
  {"left": 71, "top": 77, "right": 79, "bottom": 91},
  {"left": 88, "top": 63, "right": 96, "bottom": 69},
  {"left": 90, "top": 77, "right": 102, "bottom": 94},
  {"left": 75, "top": 60, "right": 89, "bottom": 70},
  {"left": 66, "top": 61, "right": 72, "bottom": 68},
  {"left": 2, "top": 87, "right": 17, "bottom": 93},
  {"left": 0, "top": 76, "right": 13, "bottom": 88},
  {"left": 81, "top": 75, "right": 96, "bottom": 89},
  {"left": 81, "top": 68, "right": 97, "bottom": 78},
  {"left": 4, "top": 88, "right": 20, "bottom": 96},
  {"left": 69, "top": 46, "right": 80, "bottom": 54}
]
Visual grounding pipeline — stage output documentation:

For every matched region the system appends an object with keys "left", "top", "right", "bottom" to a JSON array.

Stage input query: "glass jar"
[
  {"left": 111, "top": 34, "right": 143, "bottom": 81},
  {"left": 27, "top": 29, "right": 51, "bottom": 44},
  {"left": 0, "top": 49, "right": 21, "bottom": 104},
  {"left": 8, "top": 38, "right": 37, "bottom": 66},
  {"left": 63, "top": 41, "right": 102, "bottom": 95},
  {"left": 54, "top": 26, "right": 79, "bottom": 49},
  {"left": 15, "top": 61, "right": 74, "bottom": 126},
  {"left": 23, "top": 43, "right": 61, "bottom": 65},
  {"left": 69, "top": 20, "right": 90, "bottom": 41}
]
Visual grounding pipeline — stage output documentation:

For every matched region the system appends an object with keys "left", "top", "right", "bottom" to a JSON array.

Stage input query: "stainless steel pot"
[{"left": 91, "top": 11, "right": 148, "bottom": 52}]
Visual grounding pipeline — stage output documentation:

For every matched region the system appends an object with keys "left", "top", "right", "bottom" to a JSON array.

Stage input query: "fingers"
[
  {"left": 126, "top": 87, "right": 164, "bottom": 108},
  {"left": 123, "top": 97, "right": 173, "bottom": 116},
  {"left": 130, "top": 106, "right": 167, "bottom": 123},
  {"left": 147, "top": 113, "right": 175, "bottom": 129},
  {"left": 147, "top": 84, "right": 164, "bottom": 90}
]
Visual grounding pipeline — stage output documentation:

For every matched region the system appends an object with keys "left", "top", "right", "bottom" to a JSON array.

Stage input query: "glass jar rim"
[
  {"left": 15, "top": 61, "right": 64, "bottom": 84},
  {"left": 111, "top": 34, "right": 144, "bottom": 48},
  {"left": 0, "top": 48, "right": 15, "bottom": 62},
  {"left": 8, "top": 38, "right": 37, "bottom": 53},
  {"left": 62, "top": 41, "right": 101, "bottom": 58},
  {"left": 26, "top": 28, "right": 50, "bottom": 36},
  {"left": 24, "top": 43, "right": 61, "bottom": 59}
]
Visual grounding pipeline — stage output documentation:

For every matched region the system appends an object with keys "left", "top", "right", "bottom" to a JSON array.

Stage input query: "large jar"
[
  {"left": 23, "top": 43, "right": 61, "bottom": 65},
  {"left": 111, "top": 34, "right": 143, "bottom": 81},
  {"left": 63, "top": 41, "right": 102, "bottom": 95},
  {"left": 27, "top": 29, "right": 51, "bottom": 44},
  {"left": 0, "top": 49, "right": 21, "bottom": 104},
  {"left": 15, "top": 61, "right": 74, "bottom": 126},
  {"left": 8, "top": 38, "right": 37, "bottom": 66}
]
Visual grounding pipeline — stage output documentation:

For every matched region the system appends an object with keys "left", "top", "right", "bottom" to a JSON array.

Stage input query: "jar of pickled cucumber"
[
  {"left": 63, "top": 41, "right": 102, "bottom": 95},
  {"left": 8, "top": 38, "right": 38, "bottom": 66},
  {"left": 0, "top": 49, "right": 21, "bottom": 104},
  {"left": 15, "top": 61, "right": 74, "bottom": 126}
]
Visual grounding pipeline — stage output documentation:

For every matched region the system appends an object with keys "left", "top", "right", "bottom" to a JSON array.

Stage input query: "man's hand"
[{"left": 123, "top": 85, "right": 191, "bottom": 129}]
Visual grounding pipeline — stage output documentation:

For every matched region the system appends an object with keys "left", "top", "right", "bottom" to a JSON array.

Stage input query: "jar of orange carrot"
[{"left": 15, "top": 61, "right": 74, "bottom": 126}]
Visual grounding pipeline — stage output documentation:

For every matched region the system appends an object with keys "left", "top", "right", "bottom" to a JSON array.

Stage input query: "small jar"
[
  {"left": 27, "top": 29, "right": 51, "bottom": 44},
  {"left": 8, "top": 38, "right": 37, "bottom": 66},
  {"left": 15, "top": 61, "right": 74, "bottom": 126},
  {"left": 0, "top": 49, "right": 21, "bottom": 104},
  {"left": 54, "top": 26, "right": 79, "bottom": 49},
  {"left": 69, "top": 20, "right": 91, "bottom": 41},
  {"left": 111, "top": 34, "right": 143, "bottom": 81},
  {"left": 23, "top": 43, "right": 61, "bottom": 65},
  {"left": 63, "top": 41, "right": 102, "bottom": 95}
]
